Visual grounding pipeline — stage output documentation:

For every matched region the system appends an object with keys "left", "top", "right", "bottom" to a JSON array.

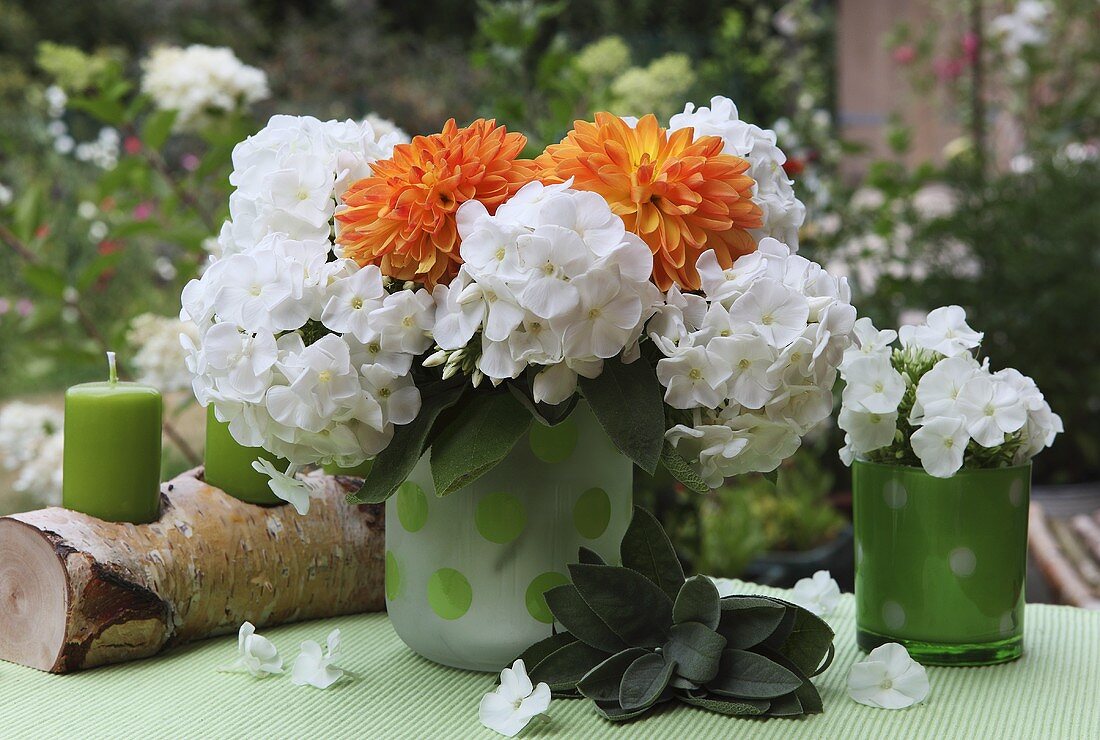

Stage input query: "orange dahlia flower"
[
  {"left": 337, "top": 119, "right": 537, "bottom": 288},
  {"left": 536, "top": 113, "right": 763, "bottom": 291}
]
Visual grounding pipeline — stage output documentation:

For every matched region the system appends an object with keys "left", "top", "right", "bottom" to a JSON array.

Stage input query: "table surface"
[{"left": 2, "top": 580, "right": 1098, "bottom": 739}]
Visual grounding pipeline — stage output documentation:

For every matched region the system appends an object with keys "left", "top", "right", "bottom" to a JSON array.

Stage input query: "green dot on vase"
[
  {"left": 574, "top": 487, "right": 611, "bottom": 539},
  {"left": 476, "top": 491, "right": 526, "bottom": 544},
  {"left": 385, "top": 550, "right": 401, "bottom": 601},
  {"left": 530, "top": 420, "right": 578, "bottom": 463},
  {"left": 396, "top": 480, "right": 428, "bottom": 532},
  {"left": 427, "top": 568, "right": 473, "bottom": 620},
  {"left": 526, "top": 571, "right": 570, "bottom": 624}
]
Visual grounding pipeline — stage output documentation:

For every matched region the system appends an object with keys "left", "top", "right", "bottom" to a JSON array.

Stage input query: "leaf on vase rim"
[
  {"left": 578, "top": 355, "right": 665, "bottom": 474},
  {"left": 577, "top": 546, "right": 606, "bottom": 565},
  {"left": 430, "top": 390, "right": 532, "bottom": 496}
]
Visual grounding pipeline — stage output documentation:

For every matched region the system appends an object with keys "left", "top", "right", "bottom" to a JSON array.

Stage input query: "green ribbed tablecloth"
[{"left": 2, "top": 581, "right": 1097, "bottom": 739}]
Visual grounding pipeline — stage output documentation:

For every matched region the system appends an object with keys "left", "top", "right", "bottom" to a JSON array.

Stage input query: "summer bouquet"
[
  {"left": 181, "top": 97, "right": 856, "bottom": 510},
  {"left": 837, "top": 306, "right": 1062, "bottom": 477}
]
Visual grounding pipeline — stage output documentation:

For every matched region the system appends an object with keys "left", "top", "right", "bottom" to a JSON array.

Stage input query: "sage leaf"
[
  {"left": 660, "top": 440, "right": 710, "bottom": 493},
  {"left": 766, "top": 600, "right": 835, "bottom": 677},
  {"left": 619, "top": 653, "right": 675, "bottom": 711},
  {"left": 577, "top": 648, "right": 649, "bottom": 702},
  {"left": 523, "top": 635, "right": 610, "bottom": 693},
  {"left": 578, "top": 355, "right": 664, "bottom": 474},
  {"left": 349, "top": 383, "right": 465, "bottom": 503},
  {"left": 430, "top": 391, "right": 532, "bottom": 496},
  {"left": 676, "top": 694, "right": 770, "bottom": 716},
  {"left": 717, "top": 596, "right": 787, "bottom": 649},
  {"left": 593, "top": 700, "right": 658, "bottom": 722},
  {"left": 508, "top": 381, "right": 578, "bottom": 426},
  {"left": 663, "top": 622, "right": 726, "bottom": 684},
  {"left": 754, "top": 647, "right": 824, "bottom": 715},
  {"left": 673, "top": 575, "right": 721, "bottom": 630},
  {"left": 577, "top": 546, "right": 606, "bottom": 565},
  {"left": 568, "top": 563, "right": 673, "bottom": 648},
  {"left": 544, "top": 585, "right": 628, "bottom": 654},
  {"left": 765, "top": 692, "right": 804, "bottom": 717},
  {"left": 709, "top": 649, "right": 803, "bottom": 700},
  {"left": 620, "top": 506, "right": 685, "bottom": 601}
]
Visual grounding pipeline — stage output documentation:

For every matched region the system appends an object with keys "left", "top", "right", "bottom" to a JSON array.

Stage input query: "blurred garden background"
[{"left": 1, "top": 0, "right": 1097, "bottom": 589}]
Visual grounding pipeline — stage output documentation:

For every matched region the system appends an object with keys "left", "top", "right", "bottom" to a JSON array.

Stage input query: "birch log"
[{"left": 0, "top": 469, "right": 384, "bottom": 673}]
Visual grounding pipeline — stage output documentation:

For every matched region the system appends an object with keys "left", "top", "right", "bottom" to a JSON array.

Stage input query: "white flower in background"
[
  {"left": 220, "top": 622, "right": 283, "bottom": 677},
  {"left": 0, "top": 402, "right": 64, "bottom": 506},
  {"left": 669, "top": 96, "right": 806, "bottom": 248},
  {"left": 291, "top": 629, "right": 346, "bottom": 689},
  {"left": 0, "top": 182, "right": 13, "bottom": 206},
  {"left": 661, "top": 238, "right": 855, "bottom": 483},
  {"left": 127, "top": 313, "right": 198, "bottom": 392},
  {"left": 435, "top": 181, "right": 660, "bottom": 399},
  {"left": 479, "top": 659, "right": 551, "bottom": 737},
  {"left": 141, "top": 45, "right": 269, "bottom": 132},
  {"left": 363, "top": 113, "right": 410, "bottom": 144},
  {"left": 899, "top": 305, "right": 982, "bottom": 357},
  {"left": 910, "top": 415, "right": 969, "bottom": 478},
  {"left": 990, "top": 1, "right": 1051, "bottom": 57},
  {"left": 790, "top": 570, "right": 841, "bottom": 617},
  {"left": 910, "top": 183, "right": 957, "bottom": 221},
  {"left": 847, "top": 643, "right": 930, "bottom": 709},
  {"left": 850, "top": 186, "right": 886, "bottom": 212}
]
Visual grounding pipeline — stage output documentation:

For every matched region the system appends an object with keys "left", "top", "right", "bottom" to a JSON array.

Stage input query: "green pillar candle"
[
  {"left": 322, "top": 459, "right": 374, "bottom": 478},
  {"left": 62, "top": 352, "right": 162, "bottom": 523},
  {"left": 204, "top": 405, "right": 286, "bottom": 506}
]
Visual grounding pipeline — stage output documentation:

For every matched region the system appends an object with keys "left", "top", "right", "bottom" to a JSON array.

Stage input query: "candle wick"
[{"left": 107, "top": 351, "right": 118, "bottom": 384}]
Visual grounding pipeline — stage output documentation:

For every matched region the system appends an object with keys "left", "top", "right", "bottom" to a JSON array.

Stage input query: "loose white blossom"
[
  {"left": 141, "top": 45, "right": 269, "bottom": 131},
  {"left": 251, "top": 459, "right": 314, "bottom": 515},
  {"left": 669, "top": 96, "right": 806, "bottom": 248},
  {"left": 790, "top": 570, "right": 841, "bottom": 617},
  {"left": 220, "top": 622, "right": 283, "bottom": 677},
  {"left": 479, "top": 659, "right": 551, "bottom": 737},
  {"left": 291, "top": 629, "right": 346, "bottom": 689},
  {"left": 847, "top": 643, "right": 930, "bottom": 709}
]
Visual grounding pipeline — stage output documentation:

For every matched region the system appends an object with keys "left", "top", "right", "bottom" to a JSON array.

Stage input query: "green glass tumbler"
[{"left": 853, "top": 460, "right": 1030, "bottom": 666}]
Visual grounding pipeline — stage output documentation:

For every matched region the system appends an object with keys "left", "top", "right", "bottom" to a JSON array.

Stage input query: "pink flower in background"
[
  {"left": 181, "top": 153, "right": 200, "bottom": 171},
  {"left": 133, "top": 201, "right": 155, "bottom": 221},
  {"left": 16, "top": 299, "right": 33, "bottom": 317},
  {"left": 124, "top": 136, "right": 142, "bottom": 155},
  {"left": 962, "top": 32, "right": 980, "bottom": 63},
  {"left": 933, "top": 57, "right": 965, "bottom": 82},
  {"left": 892, "top": 45, "right": 916, "bottom": 65}
]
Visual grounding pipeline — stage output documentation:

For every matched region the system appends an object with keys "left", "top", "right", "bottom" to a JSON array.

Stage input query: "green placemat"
[{"left": 2, "top": 581, "right": 1097, "bottom": 739}]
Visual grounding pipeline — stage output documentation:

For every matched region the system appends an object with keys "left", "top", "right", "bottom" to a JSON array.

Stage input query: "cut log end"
[{"left": 0, "top": 519, "right": 68, "bottom": 671}]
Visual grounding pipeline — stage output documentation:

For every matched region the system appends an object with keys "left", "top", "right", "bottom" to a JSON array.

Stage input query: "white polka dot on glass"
[
  {"left": 883, "top": 600, "right": 906, "bottom": 630},
  {"left": 883, "top": 480, "right": 907, "bottom": 509},
  {"left": 949, "top": 547, "right": 977, "bottom": 577}
]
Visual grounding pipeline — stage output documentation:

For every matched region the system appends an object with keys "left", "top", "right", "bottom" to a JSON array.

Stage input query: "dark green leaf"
[
  {"left": 568, "top": 563, "right": 673, "bottom": 647},
  {"left": 348, "top": 383, "right": 465, "bottom": 503},
  {"left": 676, "top": 693, "right": 770, "bottom": 716},
  {"left": 709, "top": 649, "right": 803, "bottom": 700},
  {"left": 12, "top": 184, "right": 43, "bottom": 242},
  {"left": 578, "top": 355, "right": 664, "bottom": 474},
  {"left": 76, "top": 252, "right": 125, "bottom": 291},
  {"left": 430, "top": 391, "right": 532, "bottom": 496},
  {"left": 620, "top": 506, "right": 685, "bottom": 601},
  {"left": 141, "top": 109, "right": 178, "bottom": 149},
  {"left": 507, "top": 380, "right": 578, "bottom": 426},
  {"left": 754, "top": 648, "right": 823, "bottom": 715},
  {"left": 717, "top": 596, "right": 787, "bottom": 649},
  {"left": 544, "top": 585, "right": 628, "bottom": 654},
  {"left": 673, "top": 575, "right": 720, "bottom": 630},
  {"left": 664, "top": 622, "right": 726, "bottom": 684},
  {"left": 758, "top": 602, "right": 798, "bottom": 651},
  {"left": 619, "top": 653, "right": 675, "bottom": 711},
  {"left": 522, "top": 634, "right": 610, "bottom": 693},
  {"left": 577, "top": 546, "right": 606, "bottom": 565},
  {"left": 660, "top": 441, "right": 710, "bottom": 493},
  {"left": 763, "top": 469, "right": 779, "bottom": 487},
  {"left": 763, "top": 692, "right": 803, "bottom": 717},
  {"left": 593, "top": 700, "right": 658, "bottom": 722},
  {"left": 767, "top": 600, "right": 835, "bottom": 677},
  {"left": 577, "top": 648, "right": 648, "bottom": 702}
]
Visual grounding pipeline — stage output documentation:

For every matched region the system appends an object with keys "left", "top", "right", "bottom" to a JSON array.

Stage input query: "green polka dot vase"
[
  {"left": 852, "top": 460, "right": 1031, "bottom": 666},
  {"left": 384, "top": 402, "right": 632, "bottom": 672}
]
